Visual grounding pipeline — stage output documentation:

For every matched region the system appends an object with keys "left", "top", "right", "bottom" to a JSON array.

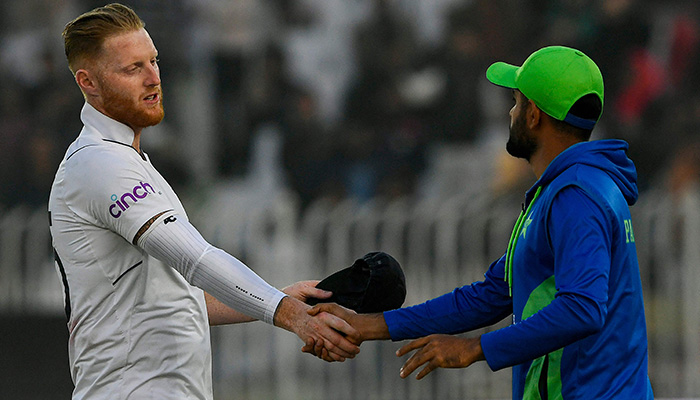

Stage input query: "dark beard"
[{"left": 506, "top": 108, "right": 537, "bottom": 161}]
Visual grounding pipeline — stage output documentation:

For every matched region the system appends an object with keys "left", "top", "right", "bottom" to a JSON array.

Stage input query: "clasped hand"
[
  {"left": 302, "top": 302, "right": 485, "bottom": 379},
  {"left": 280, "top": 282, "right": 361, "bottom": 362}
]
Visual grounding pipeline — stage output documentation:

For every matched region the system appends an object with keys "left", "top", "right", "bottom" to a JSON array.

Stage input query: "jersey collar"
[{"left": 80, "top": 102, "right": 136, "bottom": 146}]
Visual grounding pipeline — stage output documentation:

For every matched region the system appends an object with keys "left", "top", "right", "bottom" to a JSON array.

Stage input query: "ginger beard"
[{"left": 97, "top": 74, "right": 164, "bottom": 130}]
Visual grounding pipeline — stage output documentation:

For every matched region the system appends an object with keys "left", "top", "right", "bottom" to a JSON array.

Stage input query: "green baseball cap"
[{"left": 486, "top": 46, "right": 604, "bottom": 129}]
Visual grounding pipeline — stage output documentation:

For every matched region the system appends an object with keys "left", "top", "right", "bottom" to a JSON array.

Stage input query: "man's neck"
[
  {"left": 88, "top": 100, "right": 142, "bottom": 153},
  {"left": 131, "top": 133, "right": 142, "bottom": 154},
  {"left": 530, "top": 135, "right": 582, "bottom": 179}
]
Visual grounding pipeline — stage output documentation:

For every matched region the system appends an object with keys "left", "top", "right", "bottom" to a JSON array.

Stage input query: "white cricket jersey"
[{"left": 49, "top": 103, "right": 213, "bottom": 399}]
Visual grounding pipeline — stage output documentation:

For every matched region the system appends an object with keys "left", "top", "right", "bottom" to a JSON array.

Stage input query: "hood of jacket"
[{"left": 528, "top": 139, "right": 638, "bottom": 206}]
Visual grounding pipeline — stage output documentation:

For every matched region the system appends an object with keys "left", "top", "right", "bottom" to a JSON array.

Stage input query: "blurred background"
[{"left": 1, "top": 0, "right": 699, "bottom": 398}]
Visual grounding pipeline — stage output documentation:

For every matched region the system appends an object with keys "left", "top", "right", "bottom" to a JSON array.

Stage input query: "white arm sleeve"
[{"left": 138, "top": 214, "right": 286, "bottom": 325}]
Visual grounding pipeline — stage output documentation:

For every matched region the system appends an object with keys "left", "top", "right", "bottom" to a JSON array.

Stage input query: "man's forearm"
[
  {"left": 355, "top": 313, "right": 392, "bottom": 341},
  {"left": 139, "top": 215, "right": 285, "bottom": 324},
  {"left": 305, "top": 303, "right": 391, "bottom": 343},
  {"left": 205, "top": 292, "right": 256, "bottom": 326}
]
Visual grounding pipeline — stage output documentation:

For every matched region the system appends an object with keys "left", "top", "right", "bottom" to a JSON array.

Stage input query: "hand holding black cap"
[{"left": 307, "top": 252, "right": 406, "bottom": 313}]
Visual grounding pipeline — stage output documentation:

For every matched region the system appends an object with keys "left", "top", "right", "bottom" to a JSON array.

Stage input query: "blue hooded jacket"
[{"left": 384, "top": 139, "right": 653, "bottom": 399}]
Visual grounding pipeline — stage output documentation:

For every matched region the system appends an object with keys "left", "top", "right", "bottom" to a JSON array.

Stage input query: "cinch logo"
[{"left": 109, "top": 182, "right": 156, "bottom": 218}]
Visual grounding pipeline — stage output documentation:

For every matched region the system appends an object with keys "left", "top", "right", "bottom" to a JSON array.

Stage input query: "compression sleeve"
[{"left": 138, "top": 213, "right": 286, "bottom": 324}]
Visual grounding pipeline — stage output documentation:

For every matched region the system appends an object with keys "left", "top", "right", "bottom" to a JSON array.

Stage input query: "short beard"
[
  {"left": 99, "top": 78, "right": 164, "bottom": 129},
  {"left": 506, "top": 108, "right": 537, "bottom": 161}
]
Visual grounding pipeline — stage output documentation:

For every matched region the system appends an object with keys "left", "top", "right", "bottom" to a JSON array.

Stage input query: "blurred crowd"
[{"left": 2, "top": 0, "right": 700, "bottom": 212}]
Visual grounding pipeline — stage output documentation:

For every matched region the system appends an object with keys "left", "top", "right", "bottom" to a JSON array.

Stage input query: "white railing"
[
  {"left": 0, "top": 206, "right": 61, "bottom": 315},
  {"left": 2, "top": 187, "right": 699, "bottom": 399}
]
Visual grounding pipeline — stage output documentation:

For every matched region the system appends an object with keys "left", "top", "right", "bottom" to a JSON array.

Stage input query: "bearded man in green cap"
[{"left": 307, "top": 46, "right": 654, "bottom": 399}]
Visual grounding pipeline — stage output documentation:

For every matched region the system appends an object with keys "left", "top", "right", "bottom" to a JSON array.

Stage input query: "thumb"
[
  {"left": 307, "top": 305, "right": 322, "bottom": 316},
  {"left": 299, "top": 280, "right": 332, "bottom": 299},
  {"left": 307, "top": 287, "right": 333, "bottom": 299}
]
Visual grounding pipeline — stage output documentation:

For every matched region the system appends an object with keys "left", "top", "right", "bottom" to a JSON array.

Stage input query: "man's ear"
[
  {"left": 526, "top": 99, "right": 541, "bottom": 130},
  {"left": 75, "top": 69, "right": 100, "bottom": 99}
]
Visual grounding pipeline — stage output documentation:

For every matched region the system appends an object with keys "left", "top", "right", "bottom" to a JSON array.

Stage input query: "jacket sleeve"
[
  {"left": 481, "top": 187, "right": 610, "bottom": 370},
  {"left": 383, "top": 255, "right": 513, "bottom": 341}
]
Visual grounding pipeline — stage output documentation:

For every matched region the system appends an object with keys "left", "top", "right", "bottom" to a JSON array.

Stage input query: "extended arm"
[
  {"left": 205, "top": 281, "right": 332, "bottom": 326},
  {"left": 139, "top": 213, "right": 360, "bottom": 360},
  {"left": 305, "top": 256, "right": 512, "bottom": 364},
  {"left": 139, "top": 214, "right": 285, "bottom": 324},
  {"left": 481, "top": 187, "right": 610, "bottom": 370},
  {"left": 384, "top": 255, "right": 513, "bottom": 341},
  {"left": 386, "top": 188, "right": 612, "bottom": 378}
]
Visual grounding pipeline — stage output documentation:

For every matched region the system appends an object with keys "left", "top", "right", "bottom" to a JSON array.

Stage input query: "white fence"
[{"left": 1, "top": 187, "right": 699, "bottom": 399}]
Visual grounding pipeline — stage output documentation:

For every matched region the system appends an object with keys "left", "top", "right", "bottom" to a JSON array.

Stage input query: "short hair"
[{"left": 62, "top": 3, "right": 145, "bottom": 74}]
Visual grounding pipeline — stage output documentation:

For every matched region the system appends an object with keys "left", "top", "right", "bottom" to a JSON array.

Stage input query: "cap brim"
[{"left": 486, "top": 62, "right": 519, "bottom": 88}]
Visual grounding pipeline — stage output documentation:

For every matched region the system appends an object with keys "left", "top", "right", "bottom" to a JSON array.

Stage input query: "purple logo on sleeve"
[{"left": 109, "top": 182, "right": 156, "bottom": 218}]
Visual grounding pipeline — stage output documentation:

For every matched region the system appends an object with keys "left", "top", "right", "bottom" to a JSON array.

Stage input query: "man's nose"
[{"left": 145, "top": 64, "right": 160, "bottom": 87}]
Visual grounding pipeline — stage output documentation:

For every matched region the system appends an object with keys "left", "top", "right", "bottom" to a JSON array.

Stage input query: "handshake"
[
  {"left": 274, "top": 252, "right": 484, "bottom": 380},
  {"left": 274, "top": 252, "right": 404, "bottom": 361}
]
